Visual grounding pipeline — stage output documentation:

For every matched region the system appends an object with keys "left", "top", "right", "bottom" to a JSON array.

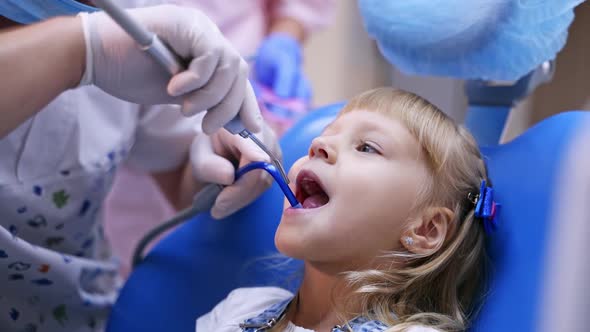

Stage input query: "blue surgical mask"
[{"left": 0, "top": 0, "right": 98, "bottom": 24}]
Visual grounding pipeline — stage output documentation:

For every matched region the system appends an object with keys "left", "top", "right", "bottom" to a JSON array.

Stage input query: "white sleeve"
[
  {"left": 195, "top": 289, "right": 238, "bottom": 330},
  {"left": 196, "top": 287, "right": 293, "bottom": 332},
  {"left": 125, "top": 105, "right": 203, "bottom": 172}
]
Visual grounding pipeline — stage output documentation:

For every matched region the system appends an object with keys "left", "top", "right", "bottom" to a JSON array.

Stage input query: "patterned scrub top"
[{"left": 0, "top": 85, "right": 199, "bottom": 332}]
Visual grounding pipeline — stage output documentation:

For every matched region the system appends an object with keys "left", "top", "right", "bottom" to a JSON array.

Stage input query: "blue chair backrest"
[
  {"left": 107, "top": 105, "right": 590, "bottom": 332},
  {"left": 472, "top": 111, "right": 589, "bottom": 331}
]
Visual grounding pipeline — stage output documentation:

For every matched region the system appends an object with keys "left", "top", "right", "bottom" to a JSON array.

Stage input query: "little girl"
[{"left": 197, "top": 88, "right": 492, "bottom": 331}]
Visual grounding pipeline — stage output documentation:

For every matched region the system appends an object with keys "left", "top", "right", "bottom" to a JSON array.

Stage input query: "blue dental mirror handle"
[
  {"left": 131, "top": 162, "right": 300, "bottom": 266},
  {"left": 235, "top": 162, "right": 300, "bottom": 208}
]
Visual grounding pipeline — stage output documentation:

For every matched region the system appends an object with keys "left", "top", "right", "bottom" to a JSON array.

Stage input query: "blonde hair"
[
  {"left": 335, "top": 88, "right": 491, "bottom": 331},
  {"left": 270, "top": 88, "right": 490, "bottom": 332}
]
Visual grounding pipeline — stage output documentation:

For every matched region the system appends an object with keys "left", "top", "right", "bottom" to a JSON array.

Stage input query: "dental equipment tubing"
[
  {"left": 235, "top": 162, "right": 300, "bottom": 208},
  {"left": 132, "top": 162, "right": 301, "bottom": 267},
  {"left": 91, "top": 0, "right": 289, "bottom": 184}
]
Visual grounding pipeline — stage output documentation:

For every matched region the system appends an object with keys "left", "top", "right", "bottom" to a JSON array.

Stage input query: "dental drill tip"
[
  {"left": 246, "top": 132, "right": 290, "bottom": 184},
  {"left": 273, "top": 159, "right": 290, "bottom": 184}
]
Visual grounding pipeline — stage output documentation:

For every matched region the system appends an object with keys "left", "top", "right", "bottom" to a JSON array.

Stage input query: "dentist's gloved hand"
[
  {"left": 81, "top": 5, "right": 262, "bottom": 135},
  {"left": 190, "top": 122, "right": 281, "bottom": 219},
  {"left": 254, "top": 33, "right": 311, "bottom": 102}
]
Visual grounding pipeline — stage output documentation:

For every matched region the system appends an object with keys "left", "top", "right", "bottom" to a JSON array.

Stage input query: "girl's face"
[{"left": 275, "top": 110, "right": 429, "bottom": 271}]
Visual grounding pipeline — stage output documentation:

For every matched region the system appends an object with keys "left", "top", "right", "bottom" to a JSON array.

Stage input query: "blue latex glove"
[{"left": 254, "top": 33, "right": 312, "bottom": 102}]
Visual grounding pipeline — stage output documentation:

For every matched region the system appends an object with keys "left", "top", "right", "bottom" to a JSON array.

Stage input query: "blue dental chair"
[{"left": 106, "top": 103, "right": 590, "bottom": 332}]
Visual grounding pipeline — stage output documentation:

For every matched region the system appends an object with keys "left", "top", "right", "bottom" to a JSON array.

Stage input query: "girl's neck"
[{"left": 288, "top": 262, "right": 357, "bottom": 331}]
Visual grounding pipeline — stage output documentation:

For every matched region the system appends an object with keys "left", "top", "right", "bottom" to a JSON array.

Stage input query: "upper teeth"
[{"left": 301, "top": 178, "right": 320, "bottom": 195}]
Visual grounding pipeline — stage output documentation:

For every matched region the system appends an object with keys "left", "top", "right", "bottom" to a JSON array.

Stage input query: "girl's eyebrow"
[
  {"left": 321, "top": 122, "right": 339, "bottom": 135},
  {"left": 322, "top": 116, "right": 406, "bottom": 152},
  {"left": 356, "top": 121, "right": 406, "bottom": 152}
]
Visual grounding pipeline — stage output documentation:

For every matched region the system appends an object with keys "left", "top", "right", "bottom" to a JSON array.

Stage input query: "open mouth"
[{"left": 296, "top": 170, "right": 330, "bottom": 209}]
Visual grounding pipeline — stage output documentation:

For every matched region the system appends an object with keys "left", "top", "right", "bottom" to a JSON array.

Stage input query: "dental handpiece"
[
  {"left": 132, "top": 161, "right": 300, "bottom": 266},
  {"left": 92, "top": 0, "right": 289, "bottom": 184}
]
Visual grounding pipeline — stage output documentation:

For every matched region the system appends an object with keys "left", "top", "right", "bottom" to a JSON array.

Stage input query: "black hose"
[{"left": 131, "top": 184, "right": 224, "bottom": 267}]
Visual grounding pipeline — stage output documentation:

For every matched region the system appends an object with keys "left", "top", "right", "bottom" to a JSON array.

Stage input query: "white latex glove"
[
  {"left": 80, "top": 5, "right": 261, "bottom": 134},
  {"left": 190, "top": 122, "right": 281, "bottom": 219}
]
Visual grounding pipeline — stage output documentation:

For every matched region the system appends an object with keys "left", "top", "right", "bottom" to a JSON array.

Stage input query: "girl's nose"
[{"left": 309, "top": 136, "right": 337, "bottom": 164}]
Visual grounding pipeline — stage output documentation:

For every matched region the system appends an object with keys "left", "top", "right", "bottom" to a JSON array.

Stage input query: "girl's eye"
[{"left": 357, "top": 142, "right": 381, "bottom": 154}]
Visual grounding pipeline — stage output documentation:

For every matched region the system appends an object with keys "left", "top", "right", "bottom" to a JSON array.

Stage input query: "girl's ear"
[{"left": 401, "top": 207, "right": 454, "bottom": 255}]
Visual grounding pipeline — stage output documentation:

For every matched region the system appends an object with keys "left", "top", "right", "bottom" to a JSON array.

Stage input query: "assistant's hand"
[{"left": 254, "top": 33, "right": 311, "bottom": 102}]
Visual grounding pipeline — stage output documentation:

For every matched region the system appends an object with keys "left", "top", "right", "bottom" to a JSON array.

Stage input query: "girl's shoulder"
[
  {"left": 196, "top": 287, "right": 293, "bottom": 331},
  {"left": 225, "top": 286, "right": 294, "bottom": 303}
]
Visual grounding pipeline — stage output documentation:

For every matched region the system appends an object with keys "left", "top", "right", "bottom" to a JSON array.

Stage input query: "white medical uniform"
[{"left": 0, "top": 85, "right": 199, "bottom": 332}]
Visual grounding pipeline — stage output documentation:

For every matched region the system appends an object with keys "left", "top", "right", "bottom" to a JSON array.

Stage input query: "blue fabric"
[
  {"left": 465, "top": 105, "right": 511, "bottom": 146},
  {"left": 358, "top": 0, "right": 585, "bottom": 80},
  {"left": 240, "top": 294, "right": 388, "bottom": 332},
  {"left": 106, "top": 105, "right": 589, "bottom": 332},
  {"left": 0, "top": 0, "right": 97, "bottom": 24},
  {"left": 254, "top": 33, "right": 312, "bottom": 101},
  {"left": 240, "top": 298, "right": 293, "bottom": 332}
]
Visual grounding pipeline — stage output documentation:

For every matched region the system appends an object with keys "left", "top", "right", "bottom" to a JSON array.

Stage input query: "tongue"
[{"left": 302, "top": 193, "right": 329, "bottom": 209}]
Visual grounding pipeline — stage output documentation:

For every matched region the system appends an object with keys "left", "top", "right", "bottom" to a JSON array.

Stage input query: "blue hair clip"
[{"left": 470, "top": 180, "right": 500, "bottom": 234}]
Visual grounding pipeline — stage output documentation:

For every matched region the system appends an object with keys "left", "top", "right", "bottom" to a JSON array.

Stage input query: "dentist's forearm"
[
  {"left": 0, "top": 16, "right": 85, "bottom": 138},
  {"left": 152, "top": 161, "right": 208, "bottom": 212}
]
